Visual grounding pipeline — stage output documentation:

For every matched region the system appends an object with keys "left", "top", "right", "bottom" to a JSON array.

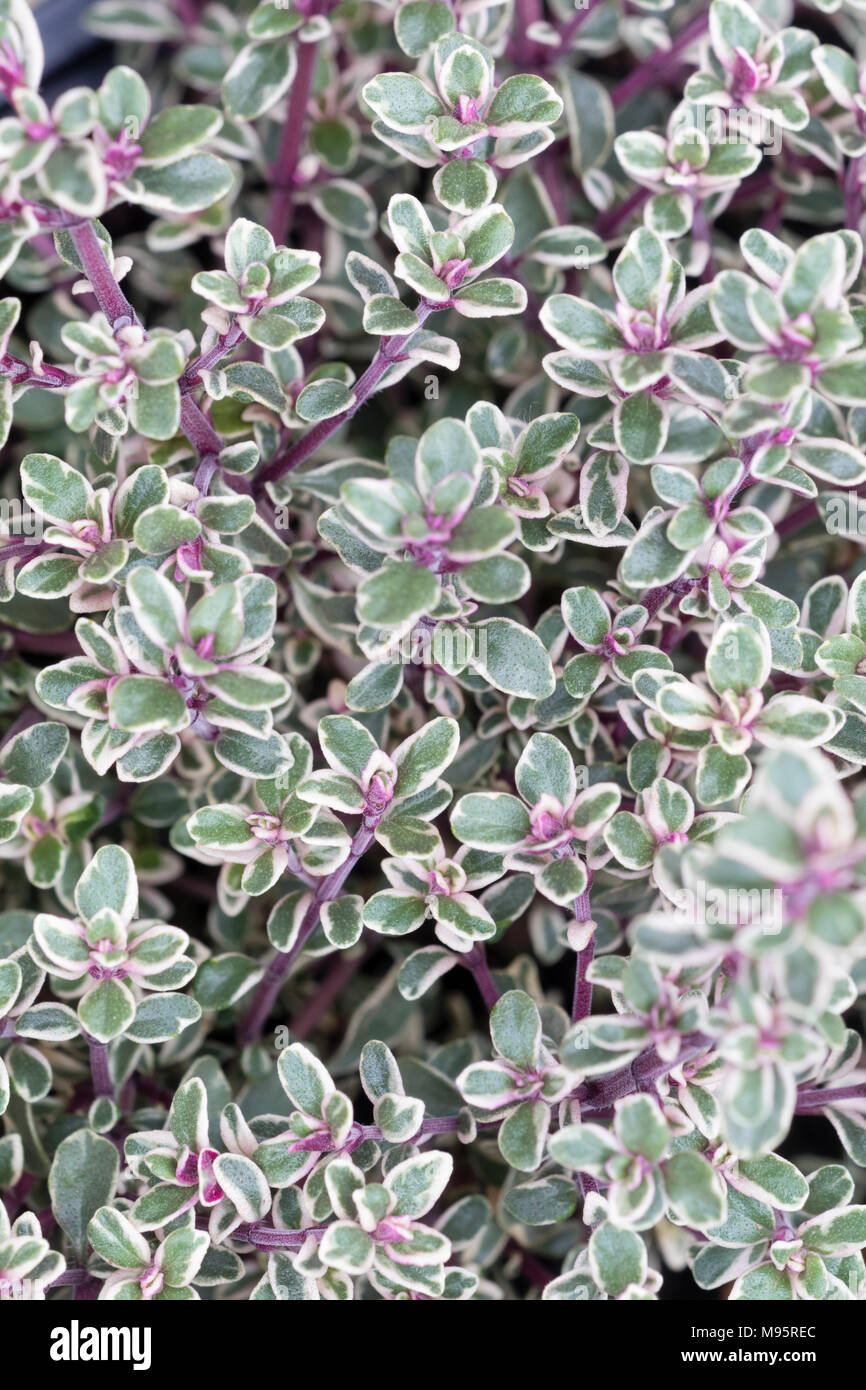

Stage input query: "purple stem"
[
  {"left": 462, "top": 943, "right": 501, "bottom": 1011},
  {"left": 68, "top": 221, "right": 138, "bottom": 330},
  {"left": 0, "top": 539, "right": 45, "bottom": 564},
  {"left": 48, "top": 1268, "right": 93, "bottom": 1287},
  {"left": 237, "top": 821, "right": 378, "bottom": 1045},
  {"left": 637, "top": 573, "right": 702, "bottom": 623},
  {"left": 68, "top": 219, "right": 225, "bottom": 466},
  {"left": 216, "top": 1220, "right": 331, "bottom": 1250},
  {"left": 610, "top": 10, "right": 708, "bottom": 109},
  {"left": 179, "top": 321, "right": 245, "bottom": 394},
  {"left": 511, "top": 0, "right": 543, "bottom": 64},
  {"left": 268, "top": 8, "right": 324, "bottom": 245},
  {"left": 87, "top": 1036, "right": 115, "bottom": 1103},
  {"left": 554, "top": 0, "right": 603, "bottom": 52},
  {"left": 255, "top": 303, "right": 434, "bottom": 490},
  {"left": 596, "top": 186, "right": 650, "bottom": 241},
  {"left": 775, "top": 499, "right": 818, "bottom": 538},
  {"left": 0, "top": 352, "right": 79, "bottom": 388},
  {"left": 292, "top": 939, "right": 376, "bottom": 1040},
  {"left": 172, "top": 0, "right": 201, "bottom": 29},
  {"left": 0, "top": 626, "right": 81, "bottom": 654},
  {"left": 796, "top": 1083, "right": 866, "bottom": 1113},
  {"left": 190, "top": 1034, "right": 721, "bottom": 1257}
]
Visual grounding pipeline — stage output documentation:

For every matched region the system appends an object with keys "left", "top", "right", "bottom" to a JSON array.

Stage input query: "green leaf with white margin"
[
  {"left": 277, "top": 1042, "right": 334, "bottom": 1118},
  {"left": 295, "top": 379, "right": 355, "bottom": 423},
  {"left": 385, "top": 1150, "right": 452, "bottom": 1217},
  {"left": 589, "top": 1221, "right": 647, "bottom": 1297},
  {"left": 49, "top": 1129, "right": 119, "bottom": 1259},
  {"left": 78, "top": 978, "right": 136, "bottom": 1043},
  {"left": 561, "top": 585, "right": 610, "bottom": 647},
  {"left": 452, "top": 279, "right": 527, "bottom": 317},
  {"left": 499, "top": 1100, "right": 550, "bottom": 1172},
  {"left": 0, "top": 721, "right": 68, "bottom": 788},
  {"left": 0, "top": 958, "right": 21, "bottom": 1016},
  {"left": 662, "top": 1151, "right": 727, "bottom": 1229},
  {"left": 159, "top": 1227, "right": 209, "bottom": 1288},
  {"left": 32, "top": 912, "right": 89, "bottom": 973},
  {"left": 362, "top": 73, "right": 443, "bottom": 134},
  {"left": 39, "top": 143, "right": 106, "bottom": 218},
  {"left": 394, "top": 0, "right": 454, "bottom": 57},
  {"left": 485, "top": 73, "right": 563, "bottom": 135},
  {"left": 614, "top": 392, "right": 667, "bottom": 465},
  {"left": 126, "top": 565, "right": 187, "bottom": 650},
  {"left": 695, "top": 745, "right": 752, "bottom": 806},
  {"left": 87, "top": 1206, "right": 149, "bottom": 1271},
  {"left": 213, "top": 1153, "right": 271, "bottom": 1222},
  {"left": 222, "top": 38, "right": 295, "bottom": 121},
  {"left": 321, "top": 896, "right": 364, "bottom": 948},
  {"left": 433, "top": 158, "right": 496, "bottom": 215},
  {"left": 138, "top": 105, "right": 222, "bottom": 164},
  {"left": 706, "top": 619, "right": 771, "bottom": 696},
  {"left": 363, "top": 890, "right": 427, "bottom": 937},
  {"left": 359, "top": 1040, "right": 404, "bottom": 1101},
  {"left": 126, "top": 994, "right": 202, "bottom": 1043},
  {"left": 133, "top": 503, "right": 201, "bottom": 555},
  {"left": 615, "top": 1094, "right": 669, "bottom": 1162},
  {"left": 0, "top": 782, "right": 33, "bottom": 841},
  {"left": 548, "top": 1122, "right": 619, "bottom": 1173},
  {"left": 503, "top": 1175, "right": 577, "bottom": 1226},
  {"left": 362, "top": 295, "right": 419, "bottom": 336},
  {"left": 76, "top": 844, "right": 137, "bottom": 923},
  {"left": 374, "top": 1093, "right": 425, "bottom": 1144},
  {"left": 605, "top": 812, "right": 656, "bottom": 870},
  {"left": 451, "top": 792, "right": 530, "bottom": 849},
  {"left": 357, "top": 561, "right": 440, "bottom": 631},
  {"left": 318, "top": 714, "right": 379, "bottom": 780},
  {"left": 319, "top": 1221, "right": 374, "bottom": 1274},
  {"left": 168, "top": 1076, "right": 209, "bottom": 1151},
  {"left": 620, "top": 511, "right": 691, "bottom": 590},
  {"left": 193, "top": 954, "right": 263, "bottom": 1010},
  {"left": 730, "top": 1263, "right": 794, "bottom": 1300},
  {"left": 491, "top": 990, "right": 541, "bottom": 1069},
  {"left": 540, "top": 294, "right": 622, "bottom": 355},
  {"left": 132, "top": 1182, "right": 196, "bottom": 1230},
  {"left": 798, "top": 1205, "right": 866, "bottom": 1257},
  {"left": 470, "top": 617, "right": 555, "bottom": 699},
  {"left": 515, "top": 732, "right": 576, "bottom": 807},
  {"left": 21, "top": 452, "right": 91, "bottom": 524},
  {"left": 393, "top": 717, "right": 459, "bottom": 799},
  {"left": 536, "top": 856, "right": 587, "bottom": 905},
  {"left": 312, "top": 181, "right": 377, "bottom": 238},
  {"left": 135, "top": 153, "right": 233, "bottom": 215},
  {"left": 108, "top": 676, "right": 189, "bottom": 734},
  {"left": 733, "top": 1154, "right": 809, "bottom": 1210},
  {"left": 6, "top": 1043, "right": 51, "bottom": 1100},
  {"left": 129, "top": 380, "right": 182, "bottom": 439}
]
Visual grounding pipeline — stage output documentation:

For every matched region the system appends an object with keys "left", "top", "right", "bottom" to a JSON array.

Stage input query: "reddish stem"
[
  {"left": 255, "top": 303, "right": 434, "bottom": 490},
  {"left": 610, "top": 10, "right": 708, "bottom": 109},
  {"left": 462, "top": 943, "right": 501, "bottom": 1011},
  {"left": 237, "top": 822, "right": 378, "bottom": 1045},
  {"left": 268, "top": 11, "right": 324, "bottom": 245}
]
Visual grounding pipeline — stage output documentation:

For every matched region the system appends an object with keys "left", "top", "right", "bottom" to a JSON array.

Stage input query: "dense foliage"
[{"left": 1, "top": 0, "right": 866, "bottom": 1302}]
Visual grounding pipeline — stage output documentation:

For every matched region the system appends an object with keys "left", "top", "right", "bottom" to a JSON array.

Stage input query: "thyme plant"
[{"left": 1, "top": 0, "right": 866, "bottom": 1303}]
